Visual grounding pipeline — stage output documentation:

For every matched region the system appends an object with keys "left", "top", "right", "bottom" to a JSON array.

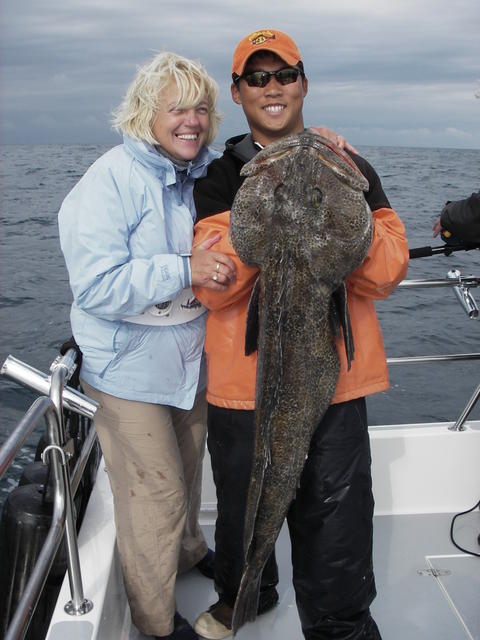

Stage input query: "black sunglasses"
[{"left": 238, "top": 67, "right": 303, "bottom": 88}]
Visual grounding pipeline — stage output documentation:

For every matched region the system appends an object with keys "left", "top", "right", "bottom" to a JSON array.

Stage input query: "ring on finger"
[
  {"left": 215, "top": 263, "right": 220, "bottom": 272},
  {"left": 212, "top": 273, "right": 218, "bottom": 282}
]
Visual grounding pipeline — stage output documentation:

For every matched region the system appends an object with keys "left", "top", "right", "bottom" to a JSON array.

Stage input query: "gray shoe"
[
  {"left": 194, "top": 591, "right": 279, "bottom": 640},
  {"left": 194, "top": 601, "right": 233, "bottom": 640}
]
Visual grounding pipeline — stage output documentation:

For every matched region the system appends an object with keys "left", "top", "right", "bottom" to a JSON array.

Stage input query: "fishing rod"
[
  {"left": 406, "top": 232, "right": 480, "bottom": 318},
  {"left": 409, "top": 238, "right": 480, "bottom": 260}
]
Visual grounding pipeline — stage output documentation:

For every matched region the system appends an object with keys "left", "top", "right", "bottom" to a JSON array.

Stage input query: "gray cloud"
[{"left": 1, "top": 0, "right": 479, "bottom": 148}]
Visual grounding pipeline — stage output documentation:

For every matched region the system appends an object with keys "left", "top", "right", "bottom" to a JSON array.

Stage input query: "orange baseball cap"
[{"left": 232, "top": 29, "right": 303, "bottom": 79}]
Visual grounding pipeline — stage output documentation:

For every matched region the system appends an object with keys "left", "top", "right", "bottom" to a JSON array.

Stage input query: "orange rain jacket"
[{"left": 193, "top": 207, "right": 409, "bottom": 410}]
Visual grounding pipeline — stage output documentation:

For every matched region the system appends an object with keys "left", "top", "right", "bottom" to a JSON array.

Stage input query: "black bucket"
[
  {"left": 0, "top": 413, "right": 100, "bottom": 639},
  {"left": 19, "top": 460, "right": 52, "bottom": 488},
  {"left": 0, "top": 482, "right": 66, "bottom": 639}
]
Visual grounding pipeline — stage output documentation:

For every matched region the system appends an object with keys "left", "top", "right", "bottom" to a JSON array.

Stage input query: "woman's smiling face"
[{"left": 152, "top": 84, "right": 210, "bottom": 161}]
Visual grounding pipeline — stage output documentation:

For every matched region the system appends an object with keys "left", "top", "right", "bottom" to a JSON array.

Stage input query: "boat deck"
[
  {"left": 44, "top": 423, "right": 480, "bottom": 640},
  {"left": 127, "top": 511, "right": 479, "bottom": 640}
]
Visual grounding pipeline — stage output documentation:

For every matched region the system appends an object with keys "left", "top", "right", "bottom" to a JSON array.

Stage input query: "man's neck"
[{"left": 250, "top": 123, "right": 306, "bottom": 148}]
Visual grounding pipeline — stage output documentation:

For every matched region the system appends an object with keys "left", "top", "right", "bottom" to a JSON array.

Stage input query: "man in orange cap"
[{"left": 192, "top": 29, "right": 409, "bottom": 640}]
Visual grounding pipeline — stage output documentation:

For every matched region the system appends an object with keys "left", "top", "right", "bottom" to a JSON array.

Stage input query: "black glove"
[
  {"left": 59, "top": 335, "right": 82, "bottom": 388},
  {"left": 440, "top": 193, "right": 480, "bottom": 246}
]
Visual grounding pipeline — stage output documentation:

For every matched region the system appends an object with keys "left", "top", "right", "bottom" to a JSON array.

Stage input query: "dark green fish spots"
[{"left": 229, "top": 131, "right": 372, "bottom": 634}]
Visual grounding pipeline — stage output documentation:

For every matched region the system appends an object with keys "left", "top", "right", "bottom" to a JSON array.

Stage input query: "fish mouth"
[{"left": 266, "top": 136, "right": 366, "bottom": 187}]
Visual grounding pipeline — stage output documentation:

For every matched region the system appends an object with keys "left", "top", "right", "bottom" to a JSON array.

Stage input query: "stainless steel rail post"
[
  {"left": 449, "top": 382, "right": 480, "bottom": 432},
  {"left": 48, "top": 357, "right": 93, "bottom": 616}
]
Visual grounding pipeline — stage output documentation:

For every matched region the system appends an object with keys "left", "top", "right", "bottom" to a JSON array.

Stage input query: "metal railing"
[
  {"left": 0, "top": 350, "right": 98, "bottom": 640},
  {"left": 385, "top": 269, "right": 480, "bottom": 431}
]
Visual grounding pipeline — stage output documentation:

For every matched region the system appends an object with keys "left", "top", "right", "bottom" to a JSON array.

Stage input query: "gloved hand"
[{"left": 59, "top": 335, "right": 82, "bottom": 387}]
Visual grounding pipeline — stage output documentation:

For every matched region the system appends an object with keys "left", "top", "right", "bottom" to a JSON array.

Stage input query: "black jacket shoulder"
[
  {"left": 346, "top": 151, "right": 391, "bottom": 211},
  {"left": 194, "top": 153, "right": 242, "bottom": 220},
  {"left": 194, "top": 133, "right": 262, "bottom": 220},
  {"left": 193, "top": 134, "right": 392, "bottom": 221}
]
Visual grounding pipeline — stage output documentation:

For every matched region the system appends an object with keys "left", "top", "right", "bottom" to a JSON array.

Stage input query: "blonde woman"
[{"left": 58, "top": 52, "right": 236, "bottom": 640}]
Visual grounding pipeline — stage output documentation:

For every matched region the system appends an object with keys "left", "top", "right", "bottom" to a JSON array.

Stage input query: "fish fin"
[
  {"left": 232, "top": 567, "right": 261, "bottom": 635},
  {"left": 329, "top": 293, "right": 342, "bottom": 339},
  {"left": 245, "top": 276, "right": 261, "bottom": 355},
  {"left": 330, "top": 284, "right": 354, "bottom": 370}
]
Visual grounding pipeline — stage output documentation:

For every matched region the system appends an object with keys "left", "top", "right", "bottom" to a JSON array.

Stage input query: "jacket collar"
[
  {"left": 123, "top": 135, "right": 216, "bottom": 185},
  {"left": 225, "top": 133, "right": 261, "bottom": 164}
]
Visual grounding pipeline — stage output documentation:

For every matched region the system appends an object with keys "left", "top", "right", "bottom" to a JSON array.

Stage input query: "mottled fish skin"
[{"left": 229, "top": 132, "right": 373, "bottom": 634}]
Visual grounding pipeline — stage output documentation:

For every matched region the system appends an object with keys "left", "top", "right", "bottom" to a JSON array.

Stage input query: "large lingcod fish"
[{"left": 229, "top": 131, "right": 373, "bottom": 634}]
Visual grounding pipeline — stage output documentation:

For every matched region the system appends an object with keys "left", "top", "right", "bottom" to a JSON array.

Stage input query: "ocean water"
[{"left": 1, "top": 143, "right": 479, "bottom": 501}]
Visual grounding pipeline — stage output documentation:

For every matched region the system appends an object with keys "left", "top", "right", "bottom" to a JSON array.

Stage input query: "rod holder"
[{"left": 447, "top": 269, "right": 479, "bottom": 319}]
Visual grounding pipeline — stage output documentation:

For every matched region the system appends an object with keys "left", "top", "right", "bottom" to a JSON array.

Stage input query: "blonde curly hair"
[{"left": 112, "top": 51, "right": 222, "bottom": 146}]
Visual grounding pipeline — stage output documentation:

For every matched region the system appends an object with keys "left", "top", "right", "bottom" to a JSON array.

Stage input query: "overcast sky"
[{"left": 1, "top": 0, "right": 479, "bottom": 149}]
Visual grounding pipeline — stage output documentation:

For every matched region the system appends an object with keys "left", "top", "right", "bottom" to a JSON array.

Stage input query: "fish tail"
[{"left": 232, "top": 569, "right": 262, "bottom": 636}]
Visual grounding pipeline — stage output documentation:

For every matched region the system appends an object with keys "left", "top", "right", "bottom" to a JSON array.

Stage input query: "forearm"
[
  {"left": 68, "top": 253, "right": 189, "bottom": 320},
  {"left": 193, "top": 211, "right": 258, "bottom": 310},
  {"left": 347, "top": 207, "right": 409, "bottom": 299}
]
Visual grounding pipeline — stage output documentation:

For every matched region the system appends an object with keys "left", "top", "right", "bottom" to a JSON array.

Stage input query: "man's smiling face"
[{"left": 231, "top": 52, "right": 308, "bottom": 147}]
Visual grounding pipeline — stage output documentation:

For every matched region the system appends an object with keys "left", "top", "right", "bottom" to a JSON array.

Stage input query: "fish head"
[{"left": 230, "top": 131, "right": 373, "bottom": 286}]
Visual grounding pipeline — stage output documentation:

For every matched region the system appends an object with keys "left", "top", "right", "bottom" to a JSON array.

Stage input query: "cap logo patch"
[{"left": 249, "top": 30, "right": 276, "bottom": 46}]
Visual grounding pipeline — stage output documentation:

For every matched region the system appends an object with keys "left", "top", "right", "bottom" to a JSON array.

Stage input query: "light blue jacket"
[{"left": 58, "top": 136, "right": 220, "bottom": 409}]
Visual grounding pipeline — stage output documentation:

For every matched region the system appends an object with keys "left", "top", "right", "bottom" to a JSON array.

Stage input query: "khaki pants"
[{"left": 82, "top": 381, "right": 208, "bottom": 636}]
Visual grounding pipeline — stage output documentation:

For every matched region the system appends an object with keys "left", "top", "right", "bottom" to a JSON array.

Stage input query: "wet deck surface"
[{"left": 129, "top": 510, "right": 480, "bottom": 639}]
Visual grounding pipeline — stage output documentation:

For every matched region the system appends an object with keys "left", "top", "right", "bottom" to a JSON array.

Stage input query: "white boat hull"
[{"left": 46, "top": 420, "right": 480, "bottom": 640}]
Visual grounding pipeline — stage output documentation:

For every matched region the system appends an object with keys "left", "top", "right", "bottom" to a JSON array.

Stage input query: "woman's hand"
[{"left": 190, "top": 233, "right": 236, "bottom": 290}]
